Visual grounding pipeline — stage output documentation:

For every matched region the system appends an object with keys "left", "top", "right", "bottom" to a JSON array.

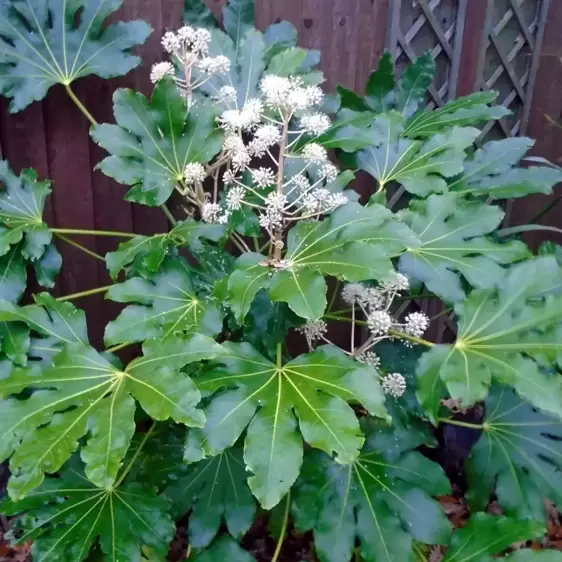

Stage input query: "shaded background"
[{"left": 1, "top": 0, "right": 562, "bottom": 343}]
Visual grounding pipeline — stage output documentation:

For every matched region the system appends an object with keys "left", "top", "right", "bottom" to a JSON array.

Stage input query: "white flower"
[
  {"left": 150, "top": 62, "right": 175, "bottom": 84},
  {"left": 260, "top": 75, "right": 322, "bottom": 112},
  {"left": 302, "top": 193, "right": 320, "bottom": 213},
  {"left": 241, "top": 99, "right": 263, "bottom": 129},
  {"left": 223, "top": 169, "right": 237, "bottom": 185},
  {"left": 287, "top": 88, "right": 313, "bottom": 111},
  {"left": 292, "top": 174, "right": 311, "bottom": 193},
  {"left": 198, "top": 55, "right": 231, "bottom": 74},
  {"left": 357, "top": 351, "right": 381, "bottom": 369},
  {"left": 342, "top": 283, "right": 366, "bottom": 305},
  {"left": 223, "top": 135, "right": 246, "bottom": 155},
  {"left": 217, "top": 210, "right": 231, "bottom": 224},
  {"left": 300, "top": 113, "right": 331, "bottom": 136},
  {"left": 297, "top": 319, "right": 327, "bottom": 348},
  {"left": 305, "top": 85, "right": 324, "bottom": 106},
  {"left": 192, "top": 28, "right": 212, "bottom": 54},
  {"left": 367, "top": 310, "right": 393, "bottom": 336},
  {"left": 359, "top": 287, "right": 385, "bottom": 310},
  {"left": 303, "top": 143, "right": 328, "bottom": 164},
  {"left": 232, "top": 149, "right": 251, "bottom": 170},
  {"left": 184, "top": 162, "right": 206, "bottom": 184},
  {"left": 404, "top": 312, "right": 429, "bottom": 338},
  {"left": 252, "top": 167, "right": 276, "bottom": 188},
  {"left": 226, "top": 186, "right": 246, "bottom": 211},
  {"left": 161, "top": 31, "right": 180, "bottom": 53},
  {"left": 177, "top": 25, "right": 196, "bottom": 43},
  {"left": 254, "top": 124, "right": 281, "bottom": 146},
  {"left": 219, "top": 100, "right": 263, "bottom": 132},
  {"left": 304, "top": 189, "right": 347, "bottom": 214},
  {"left": 265, "top": 192, "right": 287, "bottom": 211},
  {"left": 382, "top": 272, "right": 410, "bottom": 293},
  {"left": 201, "top": 203, "right": 222, "bottom": 223},
  {"left": 322, "top": 163, "right": 339, "bottom": 183},
  {"left": 328, "top": 192, "right": 348, "bottom": 209},
  {"left": 381, "top": 373, "right": 407, "bottom": 398},
  {"left": 260, "top": 75, "right": 293, "bottom": 107},
  {"left": 259, "top": 209, "right": 283, "bottom": 232},
  {"left": 218, "top": 85, "right": 237, "bottom": 103}
]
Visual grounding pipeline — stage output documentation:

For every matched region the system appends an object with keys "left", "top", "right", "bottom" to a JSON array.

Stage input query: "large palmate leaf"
[
  {"left": 0, "top": 334, "right": 223, "bottom": 499},
  {"left": 105, "top": 219, "right": 225, "bottom": 279},
  {"left": 0, "top": 161, "right": 52, "bottom": 261},
  {"left": 0, "top": 0, "right": 151, "bottom": 112},
  {"left": 442, "top": 513, "right": 545, "bottom": 562},
  {"left": 185, "top": 343, "right": 388, "bottom": 509},
  {"left": 293, "top": 416, "right": 451, "bottom": 562},
  {"left": 226, "top": 203, "right": 418, "bottom": 320},
  {"left": 167, "top": 446, "right": 256, "bottom": 548},
  {"left": 222, "top": 0, "right": 254, "bottom": 45},
  {"left": 417, "top": 257, "right": 562, "bottom": 420},
  {"left": 353, "top": 113, "right": 479, "bottom": 196},
  {"left": 399, "top": 193, "right": 529, "bottom": 303},
  {"left": 465, "top": 386, "right": 562, "bottom": 522},
  {"left": 0, "top": 460, "right": 175, "bottom": 562},
  {"left": 450, "top": 137, "right": 562, "bottom": 199},
  {"left": 105, "top": 257, "right": 223, "bottom": 346},
  {"left": 92, "top": 79, "right": 224, "bottom": 206},
  {"left": 0, "top": 292, "right": 88, "bottom": 369},
  {"left": 192, "top": 536, "right": 257, "bottom": 562}
]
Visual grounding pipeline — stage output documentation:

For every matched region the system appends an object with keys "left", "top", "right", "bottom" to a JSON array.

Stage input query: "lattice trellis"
[
  {"left": 479, "top": 0, "right": 550, "bottom": 139},
  {"left": 387, "top": 0, "right": 468, "bottom": 107}
]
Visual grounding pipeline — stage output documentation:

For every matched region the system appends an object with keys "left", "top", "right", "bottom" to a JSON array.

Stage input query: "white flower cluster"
[
  {"left": 297, "top": 319, "right": 328, "bottom": 349},
  {"left": 381, "top": 373, "right": 407, "bottom": 398},
  {"left": 151, "top": 26, "right": 231, "bottom": 100}
]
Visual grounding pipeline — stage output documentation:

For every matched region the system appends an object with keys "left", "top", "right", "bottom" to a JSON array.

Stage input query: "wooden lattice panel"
[{"left": 387, "top": 0, "right": 467, "bottom": 107}]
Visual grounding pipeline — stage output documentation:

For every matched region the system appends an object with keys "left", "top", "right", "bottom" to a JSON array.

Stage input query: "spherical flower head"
[
  {"left": 327, "top": 192, "right": 348, "bottom": 209},
  {"left": 201, "top": 202, "right": 222, "bottom": 223},
  {"left": 367, "top": 310, "right": 393, "bottom": 336},
  {"left": 223, "top": 135, "right": 246, "bottom": 155},
  {"left": 219, "top": 109, "right": 245, "bottom": 132},
  {"left": 265, "top": 192, "right": 287, "bottom": 211},
  {"left": 381, "top": 373, "right": 407, "bottom": 398},
  {"left": 150, "top": 62, "right": 175, "bottom": 84},
  {"left": 297, "top": 319, "right": 328, "bottom": 344},
  {"left": 192, "top": 28, "right": 212, "bottom": 54},
  {"left": 292, "top": 174, "right": 311, "bottom": 193},
  {"left": 184, "top": 162, "right": 206, "bottom": 184},
  {"left": 254, "top": 124, "right": 281, "bottom": 147},
  {"left": 342, "top": 283, "right": 366, "bottom": 305},
  {"left": 252, "top": 167, "right": 276, "bottom": 189},
  {"left": 382, "top": 272, "right": 410, "bottom": 293},
  {"left": 177, "top": 25, "right": 196, "bottom": 43},
  {"left": 287, "top": 87, "right": 314, "bottom": 111},
  {"left": 232, "top": 149, "right": 251, "bottom": 170},
  {"left": 300, "top": 113, "right": 331, "bottom": 136},
  {"left": 260, "top": 75, "right": 292, "bottom": 108},
  {"left": 322, "top": 163, "right": 339, "bottom": 183},
  {"left": 240, "top": 99, "right": 263, "bottom": 130},
  {"left": 359, "top": 287, "right": 385, "bottom": 310},
  {"left": 302, "top": 193, "right": 320, "bottom": 214},
  {"left": 218, "top": 85, "right": 237, "bottom": 104},
  {"left": 223, "top": 169, "right": 237, "bottom": 185},
  {"left": 303, "top": 143, "right": 328, "bottom": 164},
  {"left": 198, "top": 55, "right": 231, "bottom": 74},
  {"left": 161, "top": 31, "right": 180, "bottom": 53},
  {"left": 305, "top": 85, "right": 324, "bottom": 106},
  {"left": 357, "top": 351, "right": 381, "bottom": 369},
  {"left": 404, "top": 312, "right": 430, "bottom": 338},
  {"left": 226, "top": 186, "right": 246, "bottom": 211},
  {"left": 259, "top": 209, "right": 283, "bottom": 232}
]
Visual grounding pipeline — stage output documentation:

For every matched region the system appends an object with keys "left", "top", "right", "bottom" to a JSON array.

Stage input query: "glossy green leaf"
[
  {"left": 404, "top": 91, "right": 509, "bottom": 137},
  {"left": 184, "top": 0, "right": 217, "bottom": 27},
  {"left": 399, "top": 193, "right": 530, "bottom": 303},
  {"left": 450, "top": 137, "right": 562, "bottom": 199},
  {"left": 0, "top": 320, "right": 29, "bottom": 366},
  {"left": 192, "top": 536, "right": 256, "bottom": 562},
  {"left": 293, "top": 416, "right": 451, "bottom": 562},
  {"left": 263, "top": 21, "right": 298, "bottom": 61},
  {"left": 0, "top": 460, "right": 175, "bottom": 562},
  {"left": 266, "top": 47, "right": 308, "bottom": 76},
  {"left": 316, "top": 109, "right": 375, "bottom": 152},
  {"left": 0, "top": 161, "right": 52, "bottom": 260},
  {"left": 185, "top": 343, "right": 388, "bottom": 509},
  {"left": 442, "top": 513, "right": 544, "bottom": 562},
  {"left": 0, "top": 333, "right": 223, "bottom": 499},
  {"left": 166, "top": 447, "right": 256, "bottom": 548},
  {"left": 355, "top": 113, "right": 479, "bottom": 196},
  {"left": 364, "top": 52, "right": 395, "bottom": 112},
  {"left": 0, "top": 0, "right": 151, "bottom": 112},
  {"left": 92, "top": 80, "right": 224, "bottom": 206},
  {"left": 466, "top": 386, "right": 562, "bottom": 522},
  {"left": 0, "top": 246, "right": 26, "bottom": 303},
  {"left": 33, "top": 243, "right": 62, "bottom": 288},
  {"left": 417, "top": 257, "right": 562, "bottom": 420},
  {"left": 105, "top": 257, "right": 223, "bottom": 346},
  {"left": 396, "top": 52, "right": 435, "bottom": 117}
]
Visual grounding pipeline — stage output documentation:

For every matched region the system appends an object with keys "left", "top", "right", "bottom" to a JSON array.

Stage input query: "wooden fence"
[{"left": 1, "top": 0, "right": 562, "bottom": 343}]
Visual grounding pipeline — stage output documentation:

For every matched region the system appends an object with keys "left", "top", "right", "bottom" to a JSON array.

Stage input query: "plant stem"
[
  {"left": 438, "top": 418, "right": 484, "bottom": 430},
  {"left": 50, "top": 227, "right": 137, "bottom": 238},
  {"left": 64, "top": 83, "right": 97, "bottom": 126},
  {"left": 389, "top": 329, "right": 434, "bottom": 348},
  {"left": 354, "top": 547, "right": 362, "bottom": 562},
  {"left": 325, "top": 314, "right": 367, "bottom": 326},
  {"left": 252, "top": 237, "right": 261, "bottom": 252},
  {"left": 273, "top": 117, "right": 289, "bottom": 261},
  {"left": 276, "top": 342, "right": 283, "bottom": 369},
  {"left": 115, "top": 424, "right": 156, "bottom": 488},
  {"left": 54, "top": 233, "right": 105, "bottom": 262},
  {"left": 271, "top": 490, "right": 291, "bottom": 562},
  {"left": 327, "top": 279, "right": 341, "bottom": 313},
  {"left": 56, "top": 285, "right": 113, "bottom": 302},
  {"left": 161, "top": 203, "right": 177, "bottom": 226},
  {"left": 232, "top": 231, "right": 251, "bottom": 253},
  {"left": 106, "top": 342, "right": 133, "bottom": 354}
]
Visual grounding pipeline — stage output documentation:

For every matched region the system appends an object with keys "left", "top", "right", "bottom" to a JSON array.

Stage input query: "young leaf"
[
  {"left": 192, "top": 536, "right": 256, "bottom": 562},
  {"left": 185, "top": 343, "right": 388, "bottom": 509},
  {"left": 0, "top": 460, "right": 175, "bottom": 562},
  {"left": 293, "top": 417, "right": 451, "bottom": 562},
  {"left": 105, "top": 257, "right": 223, "bottom": 346},
  {"left": 450, "top": 137, "right": 562, "bottom": 199},
  {"left": 417, "top": 257, "right": 562, "bottom": 420},
  {"left": 442, "top": 513, "right": 545, "bottom": 562},
  {"left": 354, "top": 113, "right": 479, "bottom": 196},
  {"left": 0, "top": 161, "right": 52, "bottom": 260},
  {"left": 399, "top": 193, "right": 530, "bottom": 303},
  {"left": 166, "top": 447, "right": 256, "bottom": 548},
  {"left": 466, "top": 386, "right": 562, "bottom": 522},
  {"left": 0, "top": 0, "right": 151, "bottom": 112},
  {"left": 91, "top": 80, "right": 224, "bottom": 206},
  {"left": 0, "top": 333, "right": 223, "bottom": 499}
]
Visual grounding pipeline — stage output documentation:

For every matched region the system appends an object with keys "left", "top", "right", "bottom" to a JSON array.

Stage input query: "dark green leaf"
[
  {"left": 507, "top": 551, "right": 562, "bottom": 561},
  {"left": 466, "top": 386, "right": 562, "bottom": 522},
  {"left": 263, "top": 21, "right": 298, "bottom": 62},
  {"left": 317, "top": 109, "right": 375, "bottom": 152},
  {"left": 33, "top": 243, "right": 62, "bottom": 288},
  {"left": 399, "top": 193, "right": 530, "bottom": 303},
  {"left": 222, "top": 0, "right": 254, "bottom": 45},
  {"left": 336, "top": 85, "right": 372, "bottom": 112},
  {"left": 92, "top": 80, "right": 224, "bottom": 206},
  {"left": 442, "top": 513, "right": 544, "bottom": 562},
  {"left": 365, "top": 52, "right": 395, "bottom": 113},
  {"left": 396, "top": 52, "right": 435, "bottom": 117},
  {"left": 293, "top": 416, "right": 451, "bottom": 562},
  {"left": 105, "top": 257, "right": 223, "bottom": 346},
  {"left": 166, "top": 447, "right": 256, "bottom": 548},
  {"left": 185, "top": 343, "right": 388, "bottom": 508},
  {"left": 184, "top": 0, "right": 217, "bottom": 27},
  {"left": 1, "top": 460, "right": 175, "bottom": 562},
  {"left": 0, "top": 0, "right": 151, "bottom": 112},
  {"left": 0, "top": 246, "right": 26, "bottom": 303},
  {"left": 192, "top": 536, "right": 256, "bottom": 562},
  {"left": 0, "top": 320, "right": 29, "bottom": 366}
]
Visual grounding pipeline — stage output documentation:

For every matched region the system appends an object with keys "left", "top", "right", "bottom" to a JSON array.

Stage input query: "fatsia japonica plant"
[{"left": 1, "top": 0, "right": 562, "bottom": 561}]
